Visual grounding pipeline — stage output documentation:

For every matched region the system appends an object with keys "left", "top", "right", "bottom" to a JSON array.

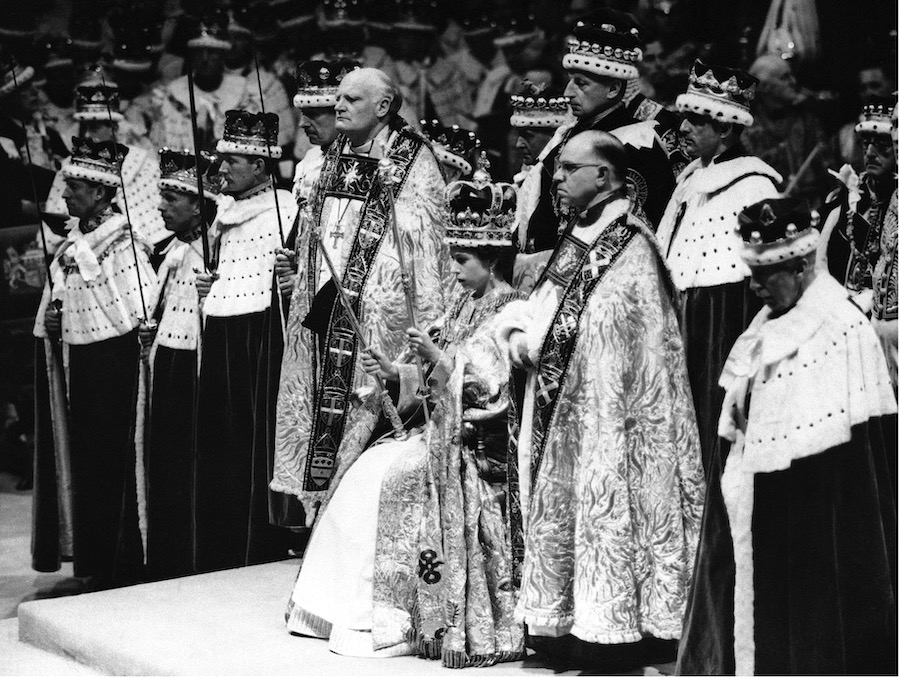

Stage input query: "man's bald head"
[
  {"left": 749, "top": 54, "right": 798, "bottom": 111},
  {"left": 340, "top": 68, "right": 401, "bottom": 109},
  {"left": 334, "top": 68, "right": 403, "bottom": 144},
  {"left": 553, "top": 129, "right": 626, "bottom": 212},
  {"left": 566, "top": 130, "right": 627, "bottom": 182}
]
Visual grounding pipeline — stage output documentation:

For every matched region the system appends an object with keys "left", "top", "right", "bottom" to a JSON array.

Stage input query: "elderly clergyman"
[
  {"left": 677, "top": 197, "right": 898, "bottom": 676},
  {"left": 272, "top": 69, "right": 452, "bottom": 534},
  {"left": 496, "top": 129, "right": 704, "bottom": 670}
]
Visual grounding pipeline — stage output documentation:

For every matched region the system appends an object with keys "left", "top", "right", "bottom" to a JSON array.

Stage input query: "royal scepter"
[
  {"left": 316, "top": 237, "right": 408, "bottom": 441},
  {"left": 377, "top": 144, "right": 431, "bottom": 425}
]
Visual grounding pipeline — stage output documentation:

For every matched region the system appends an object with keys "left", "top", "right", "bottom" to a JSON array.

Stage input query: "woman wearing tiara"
[{"left": 284, "top": 160, "right": 526, "bottom": 668}]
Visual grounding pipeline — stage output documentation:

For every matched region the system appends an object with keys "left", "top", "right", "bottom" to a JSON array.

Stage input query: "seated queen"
[{"left": 284, "top": 156, "right": 526, "bottom": 667}]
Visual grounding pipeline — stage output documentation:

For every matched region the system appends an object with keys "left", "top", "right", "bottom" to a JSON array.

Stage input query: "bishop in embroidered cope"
[
  {"left": 496, "top": 131, "right": 704, "bottom": 660},
  {"left": 273, "top": 68, "right": 453, "bottom": 513}
]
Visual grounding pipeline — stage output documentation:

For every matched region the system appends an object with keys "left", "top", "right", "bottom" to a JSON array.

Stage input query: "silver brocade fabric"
[
  {"left": 371, "top": 283, "right": 525, "bottom": 666},
  {"left": 873, "top": 189, "right": 898, "bottom": 322},
  {"left": 516, "top": 234, "right": 706, "bottom": 643},
  {"left": 272, "top": 138, "right": 452, "bottom": 509}
]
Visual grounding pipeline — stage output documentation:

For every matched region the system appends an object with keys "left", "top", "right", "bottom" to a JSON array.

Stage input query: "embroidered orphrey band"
[
  {"left": 302, "top": 129, "right": 423, "bottom": 492},
  {"left": 529, "top": 215, "right": 637, "bottom": 491}
]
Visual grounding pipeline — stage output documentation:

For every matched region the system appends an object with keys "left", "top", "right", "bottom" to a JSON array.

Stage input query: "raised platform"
[
  {"left": 14, "top": 561, "right": 544, "bottom": 675},
  {"left": 13, "top": 560, "right": 671, "bottom": 675},
  {"left": 0, "top": 618, "right": 97, "bottom": 675}
]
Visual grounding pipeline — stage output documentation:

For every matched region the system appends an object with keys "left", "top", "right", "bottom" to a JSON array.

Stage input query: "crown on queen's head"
[
  {"left": 420, "top": 119, "right": 481, "bottom": 176},
  {"left": 217, "top": 110, "right": 283, "bottom": 159},
  {"left": 676, "top": 59, "right": 757, "bottom": 126},
  {"left": 444, "top": 153, "right": 516, "bottom": 249},
  {"left": 293, "top": 59, "right": 360, "bottom": 108},
  {"left": 158, "top": 148, "right": 223, "bottom": 198},
  {"left": 510, "top": 80, "right": 571, "bottom": 128},
  {"left": 64, "top": 136, "right": 129, "bottom": 188}
]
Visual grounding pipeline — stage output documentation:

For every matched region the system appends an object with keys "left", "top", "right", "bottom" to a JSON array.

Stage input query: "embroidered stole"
[
  {"left": 529, "top": 215, "right": 637, "bottom": 491},
  {"left": 302, "top": 129, "right": 423, "bottom": 493}
]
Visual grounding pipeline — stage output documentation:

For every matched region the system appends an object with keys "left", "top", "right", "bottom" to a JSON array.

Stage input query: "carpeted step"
[{"left": 16, "top": 561, "right": 524, "bottom": 676}]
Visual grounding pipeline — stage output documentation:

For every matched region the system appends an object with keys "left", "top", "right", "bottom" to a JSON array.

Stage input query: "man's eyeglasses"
[
  {"left": 555, "top": 162, "right": 604, "bottom": 177},
  {"left": 860, "top": 135, "right": 892, "bottom": 155}
]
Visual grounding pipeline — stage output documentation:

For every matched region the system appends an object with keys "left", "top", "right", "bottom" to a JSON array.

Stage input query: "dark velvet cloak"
[
  {"left": 145, "top": 346, "right": 197, "bottom": 580},
  {"left": 67, "top": 329, "right": 144, "bottom": 586},
  {"left": 193, "top": 308, "right": 294, "bottom": 573},
  {"left": 680, "top": 281, "right": 763, "bottom": 476},
  {"left": 676, "top": 414, "right": 898, "bottom": 675}
]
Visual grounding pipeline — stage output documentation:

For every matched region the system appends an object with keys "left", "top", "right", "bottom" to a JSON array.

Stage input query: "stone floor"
[{"left": 0, "top": 473, "right": 77, "bottom": 622}]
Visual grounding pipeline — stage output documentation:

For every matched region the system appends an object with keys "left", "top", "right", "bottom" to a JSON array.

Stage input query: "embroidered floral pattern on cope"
[
  {"left": 371, "top": 285, "right": 525, "bottom": 667},
  {"left": 272, "top": 125, "right": 451, "bottom": 511},
  {"left": 514, "top": 233, "right": 705, "bottom": 644}
]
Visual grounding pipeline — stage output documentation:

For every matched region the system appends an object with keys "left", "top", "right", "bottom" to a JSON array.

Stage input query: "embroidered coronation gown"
[{"left": 285, "top": 282, "right": 525, "bottom": 667}]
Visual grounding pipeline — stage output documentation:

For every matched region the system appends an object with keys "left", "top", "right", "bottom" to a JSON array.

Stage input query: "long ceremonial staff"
[
  {"left": 783, "top": 141, "right": 826, "bottom": 197},
  {"left": 184, "top": 49, "right": 212, "bottom": 272},
  {"left": 249, "top": 40, "right": 289, "bottom": 342},
  {"left": 377, "top": 146, "right": 431, "bottom": 425},
  {"left": 316, "top": 237, "right": 408, "bottom": 441},
  {"left": 99, "top": 73, "right": 150, "bottom": 326},
  {"left": 99, "top": 74, "right": 153, "bottom": 557}
]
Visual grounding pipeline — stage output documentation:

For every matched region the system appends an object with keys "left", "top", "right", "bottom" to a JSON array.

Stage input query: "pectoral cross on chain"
[{"left": 329, "top": 223, "right": 345, "bottom": 249}]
